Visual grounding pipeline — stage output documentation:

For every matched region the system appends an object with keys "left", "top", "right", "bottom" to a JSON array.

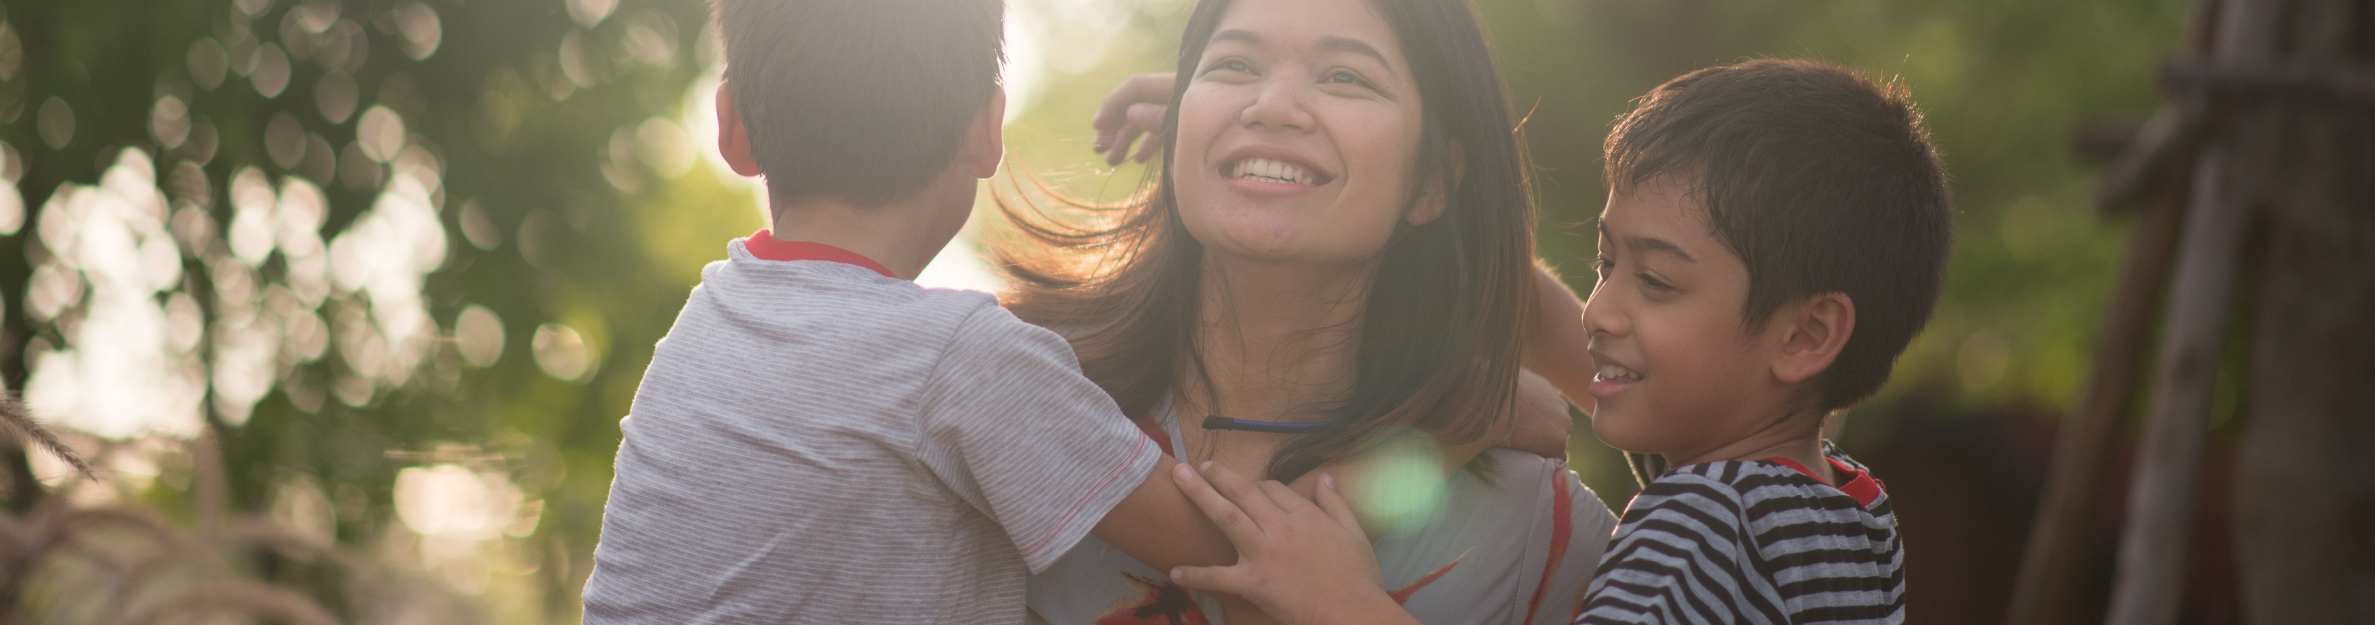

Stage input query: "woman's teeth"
[
  {"left": 1230, "top": 158, "right": 1316, "bottom": 185},
  {"left": 1595, "top": 363, "right": 1644, "bottom": 382}
]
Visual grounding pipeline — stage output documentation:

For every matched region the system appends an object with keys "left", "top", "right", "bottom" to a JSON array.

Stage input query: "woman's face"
[{"left": 1171, "top": 0, "right": 1430, "bottom": 268}]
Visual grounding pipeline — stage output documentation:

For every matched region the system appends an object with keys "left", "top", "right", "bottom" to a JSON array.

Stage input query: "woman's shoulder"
[{"left": 1370, "top": 450, "right": 1618, "bottom": 624}]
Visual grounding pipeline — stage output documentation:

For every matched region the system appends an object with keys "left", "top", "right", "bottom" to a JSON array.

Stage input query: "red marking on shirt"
[
  {"left": 1136, "top": 418, "right": 1176, "bottom": 456},
  {"left": 1097, "top": 573, "right": 1213, "bottom": 625},
  {"left": 741, "top": 229, "right": 896, "bottom": 278},
  {"left": 1025, "top": 435, "right": 1155, "bottom": 559},
  {"left": 1522, "top": 462, "right": 1577, "bottom": 624},
  {"left": 1389, "top": 551, "right": 1465, "bottom": 604},
  {"left": 1762, "top": 456, "right": 1886, "bottom": 507}
]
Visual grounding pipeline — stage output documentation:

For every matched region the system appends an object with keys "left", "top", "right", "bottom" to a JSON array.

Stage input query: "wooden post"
[
  {"left": 2003, "top": 2, "right": 2227, "bottom": 619},
  {"left": 2001, "top": 176, "right": 2186, "bottom": 625},
  {"left": 2100, "top": 145, "right": 2251, "bottom": 625},
  {"left": 2102, "top": 1, "right": 2282, "bottom": 622},
  {"left": 2226, "top": 1, "right": 2375, "bottom": 621}
]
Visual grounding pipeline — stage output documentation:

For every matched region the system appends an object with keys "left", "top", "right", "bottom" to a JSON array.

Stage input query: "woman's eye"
[
  {"left": 1217, "top": 59, "right": 1252, "bottom": 73},
  {"left": 1591, "top": 257, "right": 1615, "bottom": 283},
  {"left": 1324, "top": 70, "right": 1370, "bottom": 87}
]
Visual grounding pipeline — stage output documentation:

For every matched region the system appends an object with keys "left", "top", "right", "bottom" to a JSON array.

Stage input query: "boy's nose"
[{"left": 1580, "top": 290, "right": 1629, "bottom": 338}]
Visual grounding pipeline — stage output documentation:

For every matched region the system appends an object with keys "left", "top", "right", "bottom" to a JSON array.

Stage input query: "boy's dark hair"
[
  {"left": 712, "top": 0, "right": 1002, "bottom": 210},
  {"left": 1605, "top": 59, "right": 1954, "bottom": 413}
]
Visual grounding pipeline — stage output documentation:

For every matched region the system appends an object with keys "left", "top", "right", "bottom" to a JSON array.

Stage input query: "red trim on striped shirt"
[
  {"left": 742, "top": 229, "right": 897, "bottom": 278},
  {"left": 1762, "top": 456, "right": 1885, "bottom": 507},
  {"left": 1522, "top": 461, "right": 1576, "bottom": 624}
]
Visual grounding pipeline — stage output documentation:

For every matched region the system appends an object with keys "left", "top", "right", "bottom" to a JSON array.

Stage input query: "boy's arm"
[
  {"left": 1527, "top": 261, "right": 1597, "bottom": 416},
  {"left": 1165, "top": 463, "right": 1421, "bottom": 625},
  {"left": 1092, "top": 455, "right": 1240, "bottom": 572}
]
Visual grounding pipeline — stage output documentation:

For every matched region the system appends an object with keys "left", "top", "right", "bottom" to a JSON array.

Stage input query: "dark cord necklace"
[{"left": 1199, "top": 415, "right": 1338, "bottom": 434}]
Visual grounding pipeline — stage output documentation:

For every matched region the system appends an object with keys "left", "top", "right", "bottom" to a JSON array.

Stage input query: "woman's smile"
[{"left": 1217, "top": 145, "right": 1337, "bottom": 197}]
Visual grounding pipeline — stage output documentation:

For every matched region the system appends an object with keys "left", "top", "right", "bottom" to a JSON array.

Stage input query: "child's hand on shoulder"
[{"left": 1166, "top": 463, "right": 1419, "bottom": 625}]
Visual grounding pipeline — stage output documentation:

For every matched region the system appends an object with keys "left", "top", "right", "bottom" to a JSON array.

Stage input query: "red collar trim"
[
  {"left": 1762, "top": 456, "right": 1885, "bottom": 507},
  {"left": 743, "top": 229, "right": 897, "bottom": 278}
]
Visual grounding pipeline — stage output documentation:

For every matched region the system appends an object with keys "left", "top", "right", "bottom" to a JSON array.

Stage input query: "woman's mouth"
[{"left": 1226, "top": 158, "right": 1326, "bottom": 186}]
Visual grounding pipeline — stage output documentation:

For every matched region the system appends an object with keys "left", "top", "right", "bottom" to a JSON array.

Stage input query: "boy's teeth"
[
  {"left": 1232, "top": 158, "right": 1312, "bottom": 185},
  {"left": 1595, "top": 363, "right": 1644, "bottom": 382}
]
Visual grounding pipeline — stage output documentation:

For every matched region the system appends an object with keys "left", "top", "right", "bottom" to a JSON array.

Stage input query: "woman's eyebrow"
[
  {"left": 1210, "top": 28, "right": 1262, "bottom": 46},
  {"left": 1318, "top": 36, "right": 1396, "bottom": 75}
]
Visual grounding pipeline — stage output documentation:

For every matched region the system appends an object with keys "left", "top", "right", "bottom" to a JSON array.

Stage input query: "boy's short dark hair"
[
  {"left": 713, "top": 0, "right": 1002, "bottom": 209},
  {"left": 1605, "top": 59, "right": 1954, "bottom": 413}
]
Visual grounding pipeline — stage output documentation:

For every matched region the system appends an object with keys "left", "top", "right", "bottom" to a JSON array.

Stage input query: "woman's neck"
[{"left": 1184, "top": 254, "right": 1374, "bottom": 425}]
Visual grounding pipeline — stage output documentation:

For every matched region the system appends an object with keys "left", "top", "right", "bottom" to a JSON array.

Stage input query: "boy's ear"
[
  {"left": 957, "top": 87, "right": 1007, "bottom": 180},
  {"left": 1406, "top": 142, "right": 1464, "bottom": 226},
  {"left": 716, "top": 84, "right": 764, "bottom": 177},
  {"left": 1771, "top": 291, "right": 1855, "bottom": 386}
]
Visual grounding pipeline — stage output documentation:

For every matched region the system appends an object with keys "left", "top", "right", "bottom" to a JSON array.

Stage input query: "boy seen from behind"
[
  {"left": 579, "top": 1, "right": 1234, "bottom": 622},
  {"left": 1161, "top": 59, "right": 1952, "bottom": 625}
]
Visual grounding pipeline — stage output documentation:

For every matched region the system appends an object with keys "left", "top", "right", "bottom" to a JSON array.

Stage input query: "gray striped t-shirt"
[{"left": 582, "top": 239, "right": 1159, "bottom": 624}]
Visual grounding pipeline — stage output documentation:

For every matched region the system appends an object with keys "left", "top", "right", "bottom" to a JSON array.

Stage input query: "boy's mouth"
[
  {"left": 1227, "top": 158, "right": 1327, "bottom": 186},
  {"left": 1590, "top": 361, "right": 1643, "bottom": 401}
]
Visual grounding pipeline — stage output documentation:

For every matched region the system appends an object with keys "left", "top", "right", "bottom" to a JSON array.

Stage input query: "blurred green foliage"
[{"left": 0, "top": 0, "right": 2185, "bottom": 620}]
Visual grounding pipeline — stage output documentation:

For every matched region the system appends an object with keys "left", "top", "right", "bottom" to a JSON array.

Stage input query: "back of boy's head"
[
  {"left": 712, "top": 0, "right": 1003, "bottom": 208},
  {"left": 1604, "top": 58, "right": 1954, "bottom": 413}
]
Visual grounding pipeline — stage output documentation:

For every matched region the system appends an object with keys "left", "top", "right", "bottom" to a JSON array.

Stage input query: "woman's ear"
[
  {"left": 958, "top": 87, "right": 1008, "bottom": 179},
  {"left": 1771, "top": 291, "right": 1855, "bottom": 385},
  {"left": 715, "top": 83, "right": 764, "bottom": 177},
  {"left": 1406, "top": 143, "right": 1464, "bottom": 226}
]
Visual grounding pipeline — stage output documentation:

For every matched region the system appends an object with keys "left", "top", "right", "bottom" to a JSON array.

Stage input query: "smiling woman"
[{"left": 997, "top": 0, "right": 1616, "bottom": 623}]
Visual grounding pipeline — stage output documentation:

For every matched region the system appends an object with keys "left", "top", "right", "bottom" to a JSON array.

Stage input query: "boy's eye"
[
  {"left": 1214, "top": 59, "right": 1252, "bottom": 74},
  {"left": 1638, "top": 272, "right": 1673, "bottom": 292},
  {"left": 1591, "top": 257, "right": 1615, "bottom": 283},
  {"left": 1325, "top": 70, "right": 1364, "bottom": 85}
]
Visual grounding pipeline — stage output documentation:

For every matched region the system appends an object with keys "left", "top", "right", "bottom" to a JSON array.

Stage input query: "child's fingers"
[
  {"left": 1258, "top": 479, "right": 1315, "bottom": 515},
  {"left": 1169, "top": 564, "right": 1253, "bottom": 596},
  {"left": 1125, "top": 104, "right": 1167, "bottom": 163},
  {"left": 1315, "top": 474, "right": 1364, "bottom": 535},
  {"left": 1199, "top": 463, "right": 1288, "bottom": 524},
  {"left": 1090, "top": 77, "right": 1151, "bottom": 143},
  {"left": 1098, "top": 104, "right": 1165, "bottom": 166},
  {"left": 1172, "top": 463, "right": 1267, "bottom": 546}
]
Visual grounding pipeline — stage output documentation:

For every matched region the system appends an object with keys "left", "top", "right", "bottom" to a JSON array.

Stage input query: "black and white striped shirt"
[{"left": 1576, "top": 441, "right": 1903, "bottom": 624}]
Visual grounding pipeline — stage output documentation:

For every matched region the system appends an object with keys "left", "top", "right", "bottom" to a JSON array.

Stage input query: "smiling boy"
[{"left": 1159, "top": 59, "right": 1952, "bottom": 625}]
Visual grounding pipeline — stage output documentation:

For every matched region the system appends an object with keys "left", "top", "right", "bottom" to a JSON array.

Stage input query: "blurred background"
[{"left": 0, "top": 0, "right": 2216, "bottom": 622}]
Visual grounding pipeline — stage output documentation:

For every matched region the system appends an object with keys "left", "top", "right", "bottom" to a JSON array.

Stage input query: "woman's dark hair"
[
  {"left": 1605, "top": 59, "right": 1954, "bottom": 413},
  {"left": 995, "top": 0, "right": 1536, "bottom": 482}
]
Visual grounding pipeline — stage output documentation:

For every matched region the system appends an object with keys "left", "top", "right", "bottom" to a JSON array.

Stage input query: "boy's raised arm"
[{"left": 1527, "top": 262, "right": 1597, "bottom": 416}]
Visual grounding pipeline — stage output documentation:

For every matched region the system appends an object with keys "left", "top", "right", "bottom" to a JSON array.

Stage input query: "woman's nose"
[{"left": 1240, "top": 78, "right": 1316, "bottom": 132}]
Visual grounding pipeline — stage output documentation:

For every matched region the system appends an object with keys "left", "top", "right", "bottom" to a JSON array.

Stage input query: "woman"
[{"left": 1004, "top": 0, "right": 1615, "bottom": 623}]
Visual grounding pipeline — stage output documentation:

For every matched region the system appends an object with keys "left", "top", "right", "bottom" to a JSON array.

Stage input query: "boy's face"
[{"left": 1581, "top": 175, "right": 1797, "bottom": 461}]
